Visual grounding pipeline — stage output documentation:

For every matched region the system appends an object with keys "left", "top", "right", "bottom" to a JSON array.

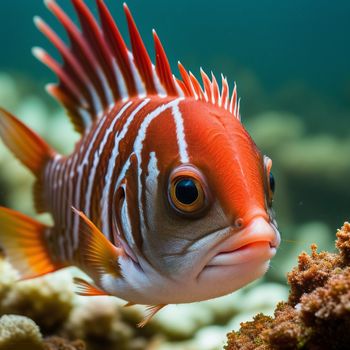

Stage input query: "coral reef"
[
  {"left": 225, "top": 222, "right": 350, "bottom": 350},
  {"left": 63, "top": 297, "right": 156, "bottom": 350},
  {"left": 0, "top": 314, "right": 43, "bottom": 350},
  {"left": 0, "top": 314, "right": 86, "bottom": 350},
  {"left": 0, "top": 261, "right": 74, "bottom": 335},
  {"left": 0, "top": 255, "right": 289, "bottom": 350},
  {"left": 44, "top": 337, "right": 85, "bottom": 350}
]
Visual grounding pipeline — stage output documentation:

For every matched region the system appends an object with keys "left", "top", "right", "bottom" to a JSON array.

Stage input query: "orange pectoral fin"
[
  {"left": 73, "top": 277, "right": 109, "bottom": 296},
  {"left": 72, "top": 207, "right": 123, "bottom": 278}
]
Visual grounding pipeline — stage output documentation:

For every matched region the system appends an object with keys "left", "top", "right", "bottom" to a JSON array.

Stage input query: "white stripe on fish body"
[
  {"left": 145, "top": 151, "right": 160, "bottom": 231},
  {"left": 56, "top": 158, "right": 65, "bottom": 228},
  {"left": 61, "top": 156, "right": 72, "bottom": 226},
  {"left": 66, "top": 151, "right": 79, "bottom": 252},
  {"left": 120, "top": 183, "right": 135, "bottom": 252},
  {"left": 57, "top": 159, "right": 69, "bottom": 261},
  {"left": 101, "top": 99, "right": 150, "bottom": 236},
  {"left": 84, "top": 101, "right": 133, "bottom": 217},
  {"left": 44, "top": 156, "right": 54, "bottom": 212},
  {"left": 132, "top": 98, "right": 183, "bottom": 241},
  {"left": 110, "top": 98, "right": 182, "bottom": 245},
  {"left": 171, "top": 101, "right": 189, "bottom": 163},
  {"left": 61, "top": 155, "right": 73, "bottom": 259},
  {"left": 72, "top": 114, "right": 110, "bottom": 249},
  {"left": 49, "top": 156, "right": 66, "bottom": 259},
  {"left": 51, "top": 157, "right": 62, "bottom": 229}
]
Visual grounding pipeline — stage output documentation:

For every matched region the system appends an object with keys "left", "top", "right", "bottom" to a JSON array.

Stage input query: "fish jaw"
[
  {"left": 98, "top": 216, "right": 280, "bottom": 305},
  {"left": 99, "top": 254, "right": 271, "bottom": 305}
]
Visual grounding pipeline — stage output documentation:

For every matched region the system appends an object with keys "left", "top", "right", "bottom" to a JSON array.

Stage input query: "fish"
[{"left": 0, "top": 0, "right": 280, "bottom": 326}]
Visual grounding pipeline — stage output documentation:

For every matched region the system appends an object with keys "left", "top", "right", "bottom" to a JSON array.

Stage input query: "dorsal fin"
[{"left": 34, "top": 0, "right": 240, "bottom": 134}]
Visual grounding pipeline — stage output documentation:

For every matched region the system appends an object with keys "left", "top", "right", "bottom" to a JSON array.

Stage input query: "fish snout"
[
  {"left": 240, "top": 215, "right": 280, "bottom": 249},
  {"left": 207, "top": 215, "right": 280, "bottom": 267}
]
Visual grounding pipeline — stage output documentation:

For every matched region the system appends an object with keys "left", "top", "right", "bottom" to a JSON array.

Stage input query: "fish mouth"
[
  {"left": 207, "top": 241, "right": 277, "bottom": 266},
  {"left": 205, "top": 216, "right": 280, "bottom": 267}
]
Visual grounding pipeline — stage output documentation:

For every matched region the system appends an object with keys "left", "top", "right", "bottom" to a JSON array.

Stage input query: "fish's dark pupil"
[
  {"left": 269, "top": 172, "right": 275, "bottom": 193},
  {"left": 175, "top": 179, "right": 198, "bottom": 205}
]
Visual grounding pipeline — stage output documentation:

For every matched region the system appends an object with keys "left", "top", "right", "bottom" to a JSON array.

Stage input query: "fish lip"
[
  {"left": 202, "top": 217, "right": 280, "bottom": 268},
  {"left": 206, "top": 241, "right": 277, "bottom": 267}
]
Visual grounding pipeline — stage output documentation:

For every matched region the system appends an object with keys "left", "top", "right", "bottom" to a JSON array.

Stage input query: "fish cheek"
[{"left": 143, "top": 194, "right": 228, "bottom": 276}]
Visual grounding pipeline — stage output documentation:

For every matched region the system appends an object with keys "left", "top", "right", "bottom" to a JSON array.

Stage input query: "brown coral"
[
  {"left": 43, "top": 337, "right": 86, "bottom": 350},
  {"left": 225, "top": 314, "right": 273, "bottom": 350},
  {"left": 225, "top": 222, "right": 350, "bottom": 350}
]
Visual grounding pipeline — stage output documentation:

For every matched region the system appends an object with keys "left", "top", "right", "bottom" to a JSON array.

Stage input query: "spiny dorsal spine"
[{"left": 34, "top": 0, "right": 241, "bottom": 134}]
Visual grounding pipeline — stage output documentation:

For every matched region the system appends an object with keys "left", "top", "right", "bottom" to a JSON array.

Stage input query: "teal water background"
[{"left": 1, "top": 0, "right": 349, "bottom": 129}]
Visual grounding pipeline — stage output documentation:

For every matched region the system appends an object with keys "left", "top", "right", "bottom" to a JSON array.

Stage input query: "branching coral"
[{"left": 225, "top": 222, "right": 350, "bottom": 350}]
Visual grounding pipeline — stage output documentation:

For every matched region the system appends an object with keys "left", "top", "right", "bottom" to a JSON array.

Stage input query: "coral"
[
  {"left": 225, "top": 222, "right": 350, "bottom": 350},
  {"left": 269, "top": 222, "right": 334, "bottom": 282},
  {"left": 225, "top": 314, "right": 272, "bottom": 350},
  {"left": 43, "top": 337, "right": 85, "bottom": 350},
  {"left": 0, "top": 314, "right": 43, "bottom": 350},
  {"left": 0, "top": 273, "right": 75, "bottom": 334},
  {"left": 0, "top": 259, "right": 17, "bottom": 301},
  {"left": 64, "top": 297, "right": 156, "bottom": 350},
  {"left": 287, "top": 244, "right": 341, "bottom": 305}
]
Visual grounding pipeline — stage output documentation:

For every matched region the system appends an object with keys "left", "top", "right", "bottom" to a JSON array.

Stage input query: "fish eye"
[
  {"left": 168, "top": 166, "right": 208, "bottom": 215},
  {"left": 175, "top": 178, "right": 199, "bottom": 205}
]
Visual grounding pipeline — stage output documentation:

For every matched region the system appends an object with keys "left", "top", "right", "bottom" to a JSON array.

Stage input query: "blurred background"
[{"left": 0, "top": 1, "right": 349, "bottom": 349}]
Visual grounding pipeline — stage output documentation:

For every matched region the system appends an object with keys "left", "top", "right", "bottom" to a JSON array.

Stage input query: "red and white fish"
[{"left": 0, "top": 0, "right": 280, "bottom": 325}]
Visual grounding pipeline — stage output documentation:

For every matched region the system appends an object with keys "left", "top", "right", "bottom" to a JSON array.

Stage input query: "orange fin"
[
  {"left": 72, "top": 207, "right": 122, "bottom": 277},
  {"left": 0, "top": 108, "right": 54, "bottom": 175},
  {"left": 138, "top": 304, "right": 166, "bottom": 328},
  {"left": 73, "top": 277, "right": 109, "bottom": 296},
  {"left": 0, "top": 207, "right": 62, "bottom": 280}
]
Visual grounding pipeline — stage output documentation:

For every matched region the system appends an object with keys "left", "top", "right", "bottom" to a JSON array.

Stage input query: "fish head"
[{"left": 112, "top": 98, "right": 280, "bottom": 303}]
